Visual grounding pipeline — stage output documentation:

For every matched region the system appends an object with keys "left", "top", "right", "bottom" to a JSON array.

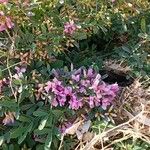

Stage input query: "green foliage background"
[{"left": 0, "top": 0, "right": 150, "bottom": 150}]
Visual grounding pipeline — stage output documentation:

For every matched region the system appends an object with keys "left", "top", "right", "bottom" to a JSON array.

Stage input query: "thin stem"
[
  {"left": 6, "top": 56, "right": 17, "bottom": 102},
  {"left": 2, "top": 62, "right": 21, "bottom": 72},
  {"left": 58, "top": 134, "right": 64, "bottom": 150}
]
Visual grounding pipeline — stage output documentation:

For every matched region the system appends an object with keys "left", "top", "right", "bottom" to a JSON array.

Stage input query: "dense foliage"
[{"left": 0, "top": 0, "right": 150, "bottom": 150}]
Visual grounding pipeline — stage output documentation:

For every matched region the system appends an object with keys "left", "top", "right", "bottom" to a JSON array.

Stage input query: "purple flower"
[
  {"left": 94, "top": 96, "right": 101, "bottom": 107},
  {"left": 101, "top": 98, "right": 111, "bottom": 110},
  {"left": 64, "top": 86, "right": 73, "bottom": 95},
  {"left": 81, "top": 79, "right": 90, "bottom": 87},
  {"left": 92, "top": 74, "right": 101, "bottom": 90},
  {"left": 87, "top": 68, "right": 94, "bottom": 78},
  {"left": 109, "top": 83, "right": 119, "bottom": 93},
  {"left": 64, "top": 20, "right": 77, "bottom": 35},
  {"left": 89, "top": 96, "right": 94, "bottom": 108},
  {"left": 52, "top": 85, "right": 64, "bottom": 95},
  {"left": 0, "top": 11, "right": 14, "bottom": 32},
  {"left": 15, "top": 66, "right": 26, "bottom": 74},
  {"left": 69, "top": 96, "right": 83, "bottom": 110},
  {"left": 44, "top": 81, "right": 52, "bottom": 93},
  {"left": 57, "top": 95, "right": 66, "bottom": 106},
  {"left": 71, "top": 74, "right": 80, "bottom": 82},
  {"left": 51, "top": 98, "right": 58, "bottom": 107},
  {"left": 13, "top": 66, "right": 26, "bottom": 79},
  {"left": 74, "top": 68, "right": 82, "bottom": 75},
  {"left": 51, "top": 69, "right": 60, "bottom": 78},
  {"left": 96, "top": 92, "right": 102, "bottom": 99},
  {"left": 53, "top": 78, "right": 62, "bottom": 85},
  {"left": 42, "top": 67, "right": 119, "bottom": 111},
  {"left": 79, "top": 86, "right": 86, "bottom": 93}
]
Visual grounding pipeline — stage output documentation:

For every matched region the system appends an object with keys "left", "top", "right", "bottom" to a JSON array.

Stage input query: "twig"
[
  {"left": 6, "top": 56, "right": 17, "bottom": 102},
  {"left": 58, "top": 134, "right": 64, "bottom": 150},
  {"left": 2, "top": 62, "right": 21, "bottom": 72},
  {"left": 83, "top": 111, "right": 144, "bottom": 150}
]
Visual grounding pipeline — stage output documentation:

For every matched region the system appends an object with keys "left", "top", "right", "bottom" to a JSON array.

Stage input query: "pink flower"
[
  {"left": 44, "top": 81, "right": 52, "bottom": 93},
  {"left": 42, "top": 67, "right": 119, "bottom": 111},
  {"left": 0, "top": 11, "right": 14, "bottom": 32},
  {"left": 79, "top": 86, "right": 86, "bottom": 93},
  {"left": 59, "top": 122, "right": 72, "bottom": 133},
  {"left": 53, "top": 78, "right": 61, "bottom": 86},
  {"left": 69, "top": 96, "right": 83, "bottom": 110},
  {"left": 64, "top": 86, "right": 73, "bottom": 95},
  {"left": 0, "top": 11, "right": 4, "bottom": 16},
  {"left": 89, "top": 96, "right": 94, "bottom": 108},
  {"left": 92, "top": 74, "right": 101, "bottom": 90},
  {"left": 2, "top": 112, "right": 15, "bottom": 125},
  {"left": 101, "top": 98, "right": 111, "bottom": 110},
  {"left": 15, "top": 66, "right": 26, "bottom": 74},
  {"left": 57, "top": 95, "right": 66, "bottom": 106},
  {"left": 81, "top": 79, "right": 90, "bottom": 87},
  {"left": 0, "top": 0, "right": 8, "bottom": 4},
  {"left": 87, "top": 68, "right": 94, "bottom": 78},
  {"left": 52, "top": 85, "right": 64, "bottom": 95},
  {"left": 5, "top": 17, "right": 14, "bottom": 29},
  {"left": 109, "top": 83, "right": 119, "bottom": 93},
  {"left": 112, "top": 0, "right": 115, "bottom": 2},
  {"left": 51, "top": 98, "right": 58, "bottom": 107},
  {"left": 13, "top": 66, "right": 26, "bottom": 79},
  {"left": 71, "top": 74, "right": 80, "bottom": 82},
  {"left": 64, "top": 20, "right": 77, "bottom": 35},
  {"left": 74, "top": 68, "right": 82, "bottom": 75}
]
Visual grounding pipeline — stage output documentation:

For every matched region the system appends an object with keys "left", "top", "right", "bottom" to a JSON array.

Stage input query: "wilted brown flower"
[{"left": 2, "top": 112, "right": 15, "bottom": 125}]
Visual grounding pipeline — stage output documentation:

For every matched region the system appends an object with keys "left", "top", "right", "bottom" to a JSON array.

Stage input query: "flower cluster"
[
  {"left": 0, "top": 11, "right": 14, "bottom": 32},
  {"left": 64, "top": 20, "right": 77, "bottom": 35},
  {"left": 0, "top": 0, "right": 8, "bottom": 4},
  {"left": 0, "top": 66, "right": 26, "bottom": 94},
  {"left": 43, "top": 67, "right": 119, "bottom": 110},
  {"left": 13, "top": 66, "right": 26, "bottom": 79}
]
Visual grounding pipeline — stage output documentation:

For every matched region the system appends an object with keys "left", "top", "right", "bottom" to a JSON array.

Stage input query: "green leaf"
[
  {"left": 141, "top": 17, "right": 146, "bottom": 33},
  {"left": 18, "top": 122, "right": 33, "bottom": 144},
  {"left": 26, "top": 105, "right": 37, "bottom": 115},
  {"left": 8, "top": 144, "right": 14, "bottom": 150},
  {"left": 122, "top": 46, "right": 131, "bottom": 53},
  {"left": 44, "top": 131, "right": 52, "bottom": 150},
  {"left": 0, "top": 69, "right": 2, "bottom": 79},
  {"left": 21, "top": 104, "right": 34, "bottom": 111},
  {"left": 0, "top": 99, "right": 17, "bottom": 108},
  {"left": 13, "top": 79, "right": 22, "bottom": 85},
  {"left": 0, "top": 136, "right": 4, "bottom": 146},
  {"left": 51, "top": 60, "right": 64, "bottom": 69},
  {"left": 33, "top": 109, "right": 48, "bottom": 117},
  {"left": 73, "top": 32, "right": 87, "bottom": 40},
  {"left": 38, "top": 116, "right": 49, "bottom": 130},
  {"left": 34, "top": 128, "right": 50, "bottom": 135},
  {"left": 2, "top": 143, "right": 8, "bottom": 150},
  {"left": 18, "top": 115, "right": 32, "bottom": 122},
  {"left": 18, "top": 133, "right": 27, "bottom": 145},
  {"left": 10, "top": 127, "right": 27, "bottom": 139},
  {"left": 36, "top": 144, "right": 44, "bottom": 150}
]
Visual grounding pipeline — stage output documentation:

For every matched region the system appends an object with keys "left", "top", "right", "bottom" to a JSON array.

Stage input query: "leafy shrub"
[
  {"left": 0, "top": 0, "right": 150, "bottom": 149},
  {"left": 0, "top": 66, "right": 119, "bottom": 149}
]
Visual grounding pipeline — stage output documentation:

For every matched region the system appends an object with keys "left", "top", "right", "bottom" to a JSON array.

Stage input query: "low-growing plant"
[{"left": 0, "top": 0, "right": 150, "bottom": 150}]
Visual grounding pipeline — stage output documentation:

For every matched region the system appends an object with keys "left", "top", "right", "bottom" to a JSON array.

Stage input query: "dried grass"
[{"left": 76, "top": 77, "right": 150, "bottom": 150}]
